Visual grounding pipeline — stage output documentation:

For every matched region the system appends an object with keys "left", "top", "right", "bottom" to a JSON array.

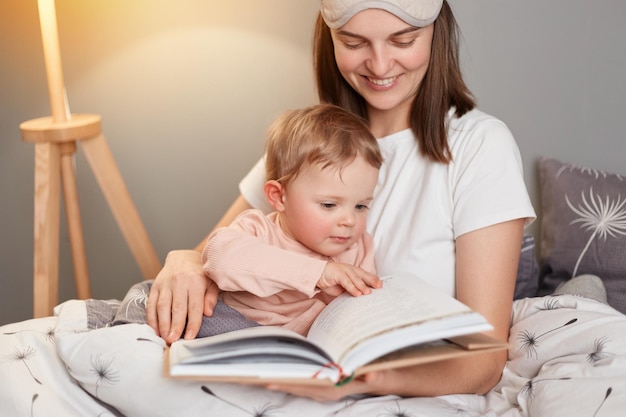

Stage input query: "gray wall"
[{"left": 1, "top": 0, "right": 624, "bottom": 325}]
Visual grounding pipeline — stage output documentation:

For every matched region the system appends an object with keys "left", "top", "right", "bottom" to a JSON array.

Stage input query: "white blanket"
[{"left": 2, "top": 293, "right": 626, "bottom": 416}]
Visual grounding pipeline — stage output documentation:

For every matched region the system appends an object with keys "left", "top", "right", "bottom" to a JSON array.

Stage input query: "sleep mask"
[{"left": 321, "top": 0, "right": 444, "bottom": 29}]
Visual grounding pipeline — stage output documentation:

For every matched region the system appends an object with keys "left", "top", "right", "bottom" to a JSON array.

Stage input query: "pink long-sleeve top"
[{"left": 202, "top": 209, "right": 376, "bottom": 336}]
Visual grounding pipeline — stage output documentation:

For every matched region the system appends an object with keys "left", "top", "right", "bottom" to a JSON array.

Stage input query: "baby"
[{"left": 202, "top": 103, "right": 383, "bottom": 336}]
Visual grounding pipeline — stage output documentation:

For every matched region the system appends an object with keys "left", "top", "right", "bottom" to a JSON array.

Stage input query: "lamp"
[{"left": 20, "top": 0, "right": 162, "bottom": 318}]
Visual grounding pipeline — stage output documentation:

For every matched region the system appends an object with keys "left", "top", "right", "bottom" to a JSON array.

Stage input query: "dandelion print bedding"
[{"left": 2, "top": 286, "right": 626, "bottom": 416}]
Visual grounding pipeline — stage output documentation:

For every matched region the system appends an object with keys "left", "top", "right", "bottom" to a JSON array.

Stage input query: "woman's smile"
[{"left": 367, "top": 75, "right": 399, "bottom": 87}]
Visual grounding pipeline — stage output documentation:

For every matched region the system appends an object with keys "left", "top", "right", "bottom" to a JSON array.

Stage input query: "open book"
[{"left": 164, "top": 272, "right": 507, "bottom": 385}]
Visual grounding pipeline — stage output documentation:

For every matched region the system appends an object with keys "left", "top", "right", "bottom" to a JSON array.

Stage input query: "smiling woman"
[
  {"left": 328, "top": 10, "right": 434, "bottom": 138},
  {"left": 148, "top": 0, "right": 536, "bottom": 400}
]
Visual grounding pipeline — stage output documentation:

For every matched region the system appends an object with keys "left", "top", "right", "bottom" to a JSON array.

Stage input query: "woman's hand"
[
  {"left": 146, "top": 250, "right": 218, "bottom": 344},
  {"left": 146, "top": 195, "right": 252, "bottom": 344},
  {"left": 266, "top": 371, "right": 389, "bottom": 401}
]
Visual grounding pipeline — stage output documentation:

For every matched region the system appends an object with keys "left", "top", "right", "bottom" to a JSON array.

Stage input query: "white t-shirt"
[{"left": 239, "top": 108, "right": 536, "bottom": 296}]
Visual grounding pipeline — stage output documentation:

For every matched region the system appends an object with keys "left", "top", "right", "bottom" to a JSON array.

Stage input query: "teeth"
[{"left": 368, "top": 76, "right": 396, "bottom": 86}]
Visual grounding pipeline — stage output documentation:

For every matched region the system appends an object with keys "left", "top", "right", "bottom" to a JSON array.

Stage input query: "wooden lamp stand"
[{"left": 20, "top": 0, "right": 162, "bottom": 318}]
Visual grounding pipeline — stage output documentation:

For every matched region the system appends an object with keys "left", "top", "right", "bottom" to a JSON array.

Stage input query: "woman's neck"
[{"left": 367, "top": 105, "right": 411, "bottom": 139}]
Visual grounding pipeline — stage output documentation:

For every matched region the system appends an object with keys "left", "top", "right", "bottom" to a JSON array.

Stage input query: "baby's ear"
[{"left": 264, "top": 180, "right": 286, "bottom": 212}]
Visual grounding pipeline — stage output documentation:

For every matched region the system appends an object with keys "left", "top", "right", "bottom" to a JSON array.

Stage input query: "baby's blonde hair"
[{"left": 264, "top": 104, "right": 382, "bottom": 185}]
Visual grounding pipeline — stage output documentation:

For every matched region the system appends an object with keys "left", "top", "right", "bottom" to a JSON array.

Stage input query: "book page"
[{"left": 307, "top": 272, "right": 472, "bottom": 362}]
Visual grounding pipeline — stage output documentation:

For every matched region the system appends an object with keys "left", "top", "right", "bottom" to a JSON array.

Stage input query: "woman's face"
[{"left": 330, "top": 9, "right": 434, "bottom": 125}]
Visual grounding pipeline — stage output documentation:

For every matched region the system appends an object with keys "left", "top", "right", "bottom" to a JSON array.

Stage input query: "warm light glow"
[{"left": 37, "top": 0, "right": 70, "bottom": 122}]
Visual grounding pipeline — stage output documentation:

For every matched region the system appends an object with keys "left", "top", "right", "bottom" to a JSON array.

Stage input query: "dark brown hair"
[{"left": 313, "top": 1, "right": 475, "bottom": 164}]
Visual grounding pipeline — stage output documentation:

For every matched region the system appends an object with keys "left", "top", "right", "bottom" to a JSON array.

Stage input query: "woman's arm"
[
  {"left": 268, "top": 218, "right": 524, "bottom": 399},
  {"left": 370, "top": 218, "right": 524, "bottom": 396},
  {"left": 193, "top": 195, "right": 254, "bottom": 251},
  {"left": 146, "top": 195, "right": 252, "bottom": 344}
]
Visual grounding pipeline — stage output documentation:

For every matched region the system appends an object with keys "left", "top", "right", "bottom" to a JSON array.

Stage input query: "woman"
[{"left": 147, "top": 0, "right": 535, "bottom": 399}]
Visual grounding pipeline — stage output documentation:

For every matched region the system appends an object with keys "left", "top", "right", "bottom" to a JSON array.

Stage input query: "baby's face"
[{"left": 278, "top": 155, "right": 378, "bottom": 257}]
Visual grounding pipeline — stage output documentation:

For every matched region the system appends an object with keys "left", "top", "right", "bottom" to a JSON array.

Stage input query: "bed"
[{"left": 2, "top": 157, "right": 626, "bottom": 416}]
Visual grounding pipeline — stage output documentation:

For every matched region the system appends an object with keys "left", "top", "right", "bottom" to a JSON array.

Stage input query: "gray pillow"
[
  {"left": 538, "top": 157, "right": 626, "bottom": 313},
  {"left": 513, "top": 234, "right": 539, "bottom": 300}
]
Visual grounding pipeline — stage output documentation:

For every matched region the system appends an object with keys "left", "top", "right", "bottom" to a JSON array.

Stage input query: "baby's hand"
[{"left": 317, "top": 263, "right": 382, "bottom": 297}]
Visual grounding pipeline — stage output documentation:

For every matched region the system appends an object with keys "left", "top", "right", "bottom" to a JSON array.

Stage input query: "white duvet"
[{"left": 2, "top": 293, "right": 626, "bottom": 416}]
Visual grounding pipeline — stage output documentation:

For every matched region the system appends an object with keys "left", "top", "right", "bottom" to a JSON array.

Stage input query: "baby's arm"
[
  {"left": 203, "top": 228, "right": 325, "bottom": 297},
  {"left": 317, "top": 230, "right": 381, "bottom": 296},
  {"left": 203, "top": 210, "right": 330, "bottom": 297},
  {"left": 316, "top": 263, "right": 382, "bottom": 296}
]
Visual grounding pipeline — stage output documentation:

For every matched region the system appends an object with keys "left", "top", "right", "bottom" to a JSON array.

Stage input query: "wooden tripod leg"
[
  {"left": 59, "top": 142, "right": 91, "bottom": 299},
  {"left": 32, "top": 142, "right": 61, "bottom": 318},
  {"left": 80, "top": 133, "right": 162, "bottom": 280}
]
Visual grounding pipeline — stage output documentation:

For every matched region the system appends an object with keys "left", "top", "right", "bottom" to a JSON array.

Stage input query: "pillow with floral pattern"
[{"left": 538, "top": 157, "right": 626, "bottom": 314}]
